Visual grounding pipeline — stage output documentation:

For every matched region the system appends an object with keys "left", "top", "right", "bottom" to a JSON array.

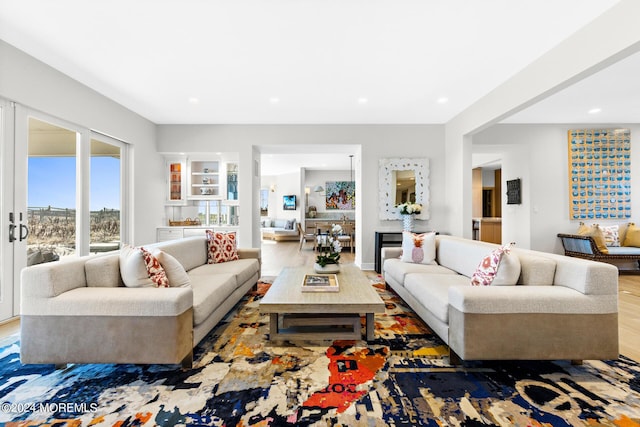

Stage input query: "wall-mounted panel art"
[
  {"left": 568, "top": 128, "right": 631, "bottom": 220},
  {"left": 325, "top": 181, "right": 355, "bottom": 210}
]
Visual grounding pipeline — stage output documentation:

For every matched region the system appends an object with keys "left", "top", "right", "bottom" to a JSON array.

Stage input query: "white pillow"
[
  {"left": 119, "top": 245, "right": 154, "bottom": 288},
  {"left": 400, "top": 231, "right": 437, "bottom": 265},
  {"left": 153, "top": 249, "right": 191, "bottom": 287}
]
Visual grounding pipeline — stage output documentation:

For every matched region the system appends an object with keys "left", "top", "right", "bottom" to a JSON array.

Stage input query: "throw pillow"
[
  {"left": 619, "top": 222, "right": 630, "bottom": 246},
  {"left": 598, "top": 224, "right": 620, "bottom": 247},
  {"left": 576, "top": 223, "right": 609, "bottom": 254},
  {"left": 119, "top": 245, "right": 154, "bottom": 288},
  {"left": 623, "top": 223, "right": 640, "bottom": 247},
  {"left": 206, "top": 230, "right": 239, "bottom": 264},
  {"left": 153, "top": 249, "right": 191, "bottom": 287},
  {"left": 400, "top": 231, "right": 436, "bottom": 265},
  {"left": 140, "top": 247, "right": 169, "bottom": 288},
  {"left": 285, "top": 219, "right": 295, "bottom": 230},
  {"left": 470, "top": 242, "right": 514, "bottom": 286}
]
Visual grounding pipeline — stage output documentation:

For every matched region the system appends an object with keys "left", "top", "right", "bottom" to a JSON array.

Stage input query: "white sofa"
[
  {"left": 20, "top": 236, "right": 261, "bottom": 368},
  {"left": 261, "top": 218, "right": 299, "bottom": 241},
  {"left": 382, "top": 235, "right": 619, "bottom": 363}
]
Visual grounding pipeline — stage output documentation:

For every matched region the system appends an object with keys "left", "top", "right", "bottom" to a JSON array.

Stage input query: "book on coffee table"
[{"left": 301, "top": 274, "right": 340, "bottom": 292}]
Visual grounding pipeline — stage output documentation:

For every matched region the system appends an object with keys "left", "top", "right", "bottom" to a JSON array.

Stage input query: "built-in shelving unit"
[{"left": 188, "top": 159, "right": 221, "bottom": 200}]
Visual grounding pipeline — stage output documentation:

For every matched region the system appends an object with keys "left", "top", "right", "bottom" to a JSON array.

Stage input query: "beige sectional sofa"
[
  {"left": 20, "top": 236, "right": 260, "bottom": 368},
  {"left": 382, "top": 235, "right": 619, "bottom": 363}
]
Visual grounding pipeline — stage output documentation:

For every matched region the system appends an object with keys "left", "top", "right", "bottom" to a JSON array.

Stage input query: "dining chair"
[
  {"left": 337, "top": 223, "right": 354, "bottom": 253},
  {"left": 297, "top": 223, "right": 316, "bottom": 251}
]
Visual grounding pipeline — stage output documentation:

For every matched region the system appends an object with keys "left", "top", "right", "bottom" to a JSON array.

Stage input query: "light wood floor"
[{"left": 2, "top": 240, "right": 637, "bottom": 362}]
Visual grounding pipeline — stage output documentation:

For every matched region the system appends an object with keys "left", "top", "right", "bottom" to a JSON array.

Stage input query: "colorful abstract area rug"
[{"left": 1, "top": 276, "right": 640, "bottom": 426}]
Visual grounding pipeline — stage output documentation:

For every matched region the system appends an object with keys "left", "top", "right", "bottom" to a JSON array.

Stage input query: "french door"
[{"left": 0, "top": 101, "right": 128, "bottom": 322}]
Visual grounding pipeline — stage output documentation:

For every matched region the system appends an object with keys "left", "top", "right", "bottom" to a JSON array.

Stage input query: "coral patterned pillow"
[
  {"left": 139, "top": 247, "right": 169, "bottom": 288},
  {"left": 400, "top": 231, "right": 436, "bottom": 265},
  {"left": 206, "top": 230, "right": 239, "bottom": 264},
  {"left": 470, "top": 243, "right": 514, "bottom": 286}
]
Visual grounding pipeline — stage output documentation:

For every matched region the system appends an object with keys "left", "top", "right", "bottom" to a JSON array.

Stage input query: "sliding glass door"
[{"left": 0, "top": 102, "right": 129, "bottom": 322}]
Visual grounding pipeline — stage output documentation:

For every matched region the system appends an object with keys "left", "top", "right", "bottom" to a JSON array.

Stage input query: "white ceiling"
[{"left": 0, "top": 0, "right": 629, "bottom": 126}]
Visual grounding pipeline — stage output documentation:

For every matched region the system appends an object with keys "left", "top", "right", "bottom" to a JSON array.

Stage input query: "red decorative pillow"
[
  {"left": 206, "top": 230, "right": 239, "bottom": 264},
  {"left": 470, "top": 243, "right": 513, "bottom": 286},
  {"left": 140, "top": 247, "right": 169, "bottom": 287}
]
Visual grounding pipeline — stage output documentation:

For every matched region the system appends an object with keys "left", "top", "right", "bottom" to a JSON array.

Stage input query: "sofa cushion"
[
  {"left": 152, "top": 236, "right": 208, "bottom": 272},
  {"left": 153, "top": 249, "right": 191, "bottom": 287},
  {"left": 384, "top": 258, "right": 456, "bottom": 286},
  {"left": 404, "top": 273, "right": 470, "bottom": 323},
  {"left": 400, "top": 231, "right": 436, "bottom": 265},
  {"left": 513, "top": 250, "right": 556, "bottom": 285},
  {"left": 119, "top": 245, "right": 154, "bottom": 288},
  {"left": 140, "top": 247, "right": 169, "bottom": 288},
  {"left": 189, "top": 258, "right": 260, "bottom": 289},
  {"left": 85, "top": 254, "right": 122, "bottom": 287},
  {"left": 206, "top": 230, "right": 239, "bottom": 264},
  {"left": 190, "top": 273, "right": 237, "bottom": 325}
]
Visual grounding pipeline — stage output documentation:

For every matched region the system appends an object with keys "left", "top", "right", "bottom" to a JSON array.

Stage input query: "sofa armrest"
[
  {"left": 381, "top": 247, "right": 402, "bottom": 271},
  {"left": 238, "top": 248, "right": 261, "bottom": 260},
  {"left": 22, "top": 287, "right": 194, "bottom": 317},
  {"left": 448, "top": 285, "right": 617, "bottom": 315},
  {"left": 557, "top": 233, "right": 601, "bottom": 256},
  {"left": 21, "top": 257, "right": 89, "bottom": 298}
]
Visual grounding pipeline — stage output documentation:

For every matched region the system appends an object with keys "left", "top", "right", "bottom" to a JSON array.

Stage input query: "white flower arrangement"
[
  {"left": 397, "top": 202, "right": 422, "bottom": 215},
  {"left": 316, "top": 224, "right": 343, "bottom": 267}
]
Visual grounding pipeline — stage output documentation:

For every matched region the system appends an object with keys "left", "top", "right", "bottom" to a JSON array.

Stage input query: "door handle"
[
  {"left": 8, "top": 212, "right": 16, "bottom": 243},
  {"left": 9, "top": 223, "right": 16, "bottom": 243},
  {"left": 19, "top": 223, "right": 29, "bottom": 241}
]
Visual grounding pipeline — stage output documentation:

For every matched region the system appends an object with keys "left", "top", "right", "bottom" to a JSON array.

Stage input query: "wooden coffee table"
[{"left": 259, "top": 265, "right": 385, "bottom": 341}]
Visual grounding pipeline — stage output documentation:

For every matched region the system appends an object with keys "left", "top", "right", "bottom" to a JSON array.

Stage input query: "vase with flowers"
[
  {"left": 397, "top": 202, "right": 422, "bottom": 232},
  {"left": 314, "top": 223, "right": 343, "bottom": 273}
]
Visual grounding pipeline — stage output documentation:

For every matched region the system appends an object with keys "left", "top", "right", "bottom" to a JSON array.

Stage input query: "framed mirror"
[{"left": 378, "top": 158, "right": 429, "bottom": 220}]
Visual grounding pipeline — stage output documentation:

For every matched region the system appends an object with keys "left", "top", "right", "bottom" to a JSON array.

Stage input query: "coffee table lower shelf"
[{"left": 269, "top": 313, "right": 375, "bottom": 341}]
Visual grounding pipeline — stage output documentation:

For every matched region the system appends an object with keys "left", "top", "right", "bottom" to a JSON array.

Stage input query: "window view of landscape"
[{"left": 27, "top": 118, "right": 121, "bottom": 265}]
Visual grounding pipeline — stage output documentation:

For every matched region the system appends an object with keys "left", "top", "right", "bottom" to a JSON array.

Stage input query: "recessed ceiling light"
[
  {"left": 588, "top": 107, "right": 602, "bottom": 114},
  {"left": 269, "top": 97, "right": 280, "bottom": 104},
  {"left": 357, "top": 97, "right": 368, "bottom": 105},
  {"left": 188, "top": 97, "right": 199, "bottom": 104},
  {"left": 437, "top": 97, "right": 449, "bottom": 104}
]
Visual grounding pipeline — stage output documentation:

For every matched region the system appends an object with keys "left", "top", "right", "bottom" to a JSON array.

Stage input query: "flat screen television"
[{"left": 283, "top": 195, "right": 296, "bottom": 210}]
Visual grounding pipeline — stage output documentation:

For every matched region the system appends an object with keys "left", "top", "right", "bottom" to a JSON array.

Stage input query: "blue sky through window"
[{"left": 28, "top": 157, "right": 120, "bottom": 210}]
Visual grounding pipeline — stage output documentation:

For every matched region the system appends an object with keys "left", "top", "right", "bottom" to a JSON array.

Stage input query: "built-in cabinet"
[
  {"left": 165, "top": 158, "right": 187, "bottom": 205},
  {"left": 161, "top": 154, "right": 240, "bottom": 242},
  {"left": 164, "top": 156, "right": 239, "bottom": 204}
]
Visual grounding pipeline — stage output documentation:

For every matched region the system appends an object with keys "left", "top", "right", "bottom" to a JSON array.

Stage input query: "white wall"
[
  {"left": 261, "top": 172, "right": 301, "bottom": 221},
  {"left": 157, "top": 124, "right": 446, "bottom": 269},
  {"left": 474, "top": 123, "right": 640, "bottom": 254},
  {"left": 0, "top": 40, "right": 162, "bottom": 245}
]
